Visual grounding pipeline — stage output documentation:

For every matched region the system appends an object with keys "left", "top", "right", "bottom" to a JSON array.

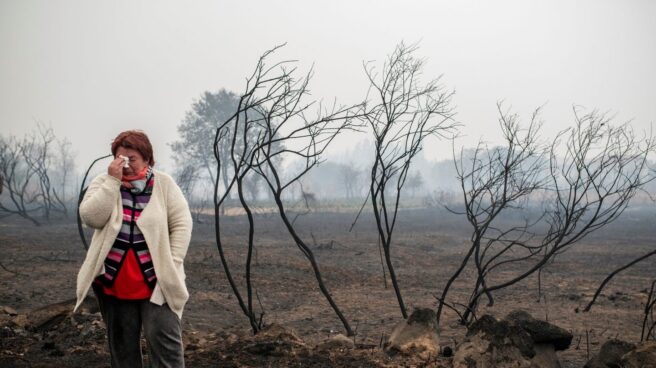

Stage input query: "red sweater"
[{"left": 100, "top": 248, "right": 152, "bottom": 299}]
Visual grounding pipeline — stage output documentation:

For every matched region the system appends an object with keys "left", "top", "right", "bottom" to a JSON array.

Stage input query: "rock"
[
  {"left": 454, "top": 333, "right": 532, "bottom": 368},
  {"left": 454, "top": 312, "right": 572, "bottom": 368},
  {"left": 584, "top": 339, "right": 636, "bottom": 368},
  {"left": 453, "top": 315, "right": 534, "bottom": 368},
  {"left": 317, "top": 334, "right": 354, "bottom": 350},
  {"left": 620, "top": 341, "right": 656, "bottom": 368},
  {"left": 2, "top": 306, "right": 17, "bottom": 316},
  {"left": 504, "top": 310, "right": 573, "bottom": 351},
  {"left": 468, "top": 314, "right": 535, "bottom": 358},
  {"left": 384, "top": 308, "right": 440, "bottom": 358}
]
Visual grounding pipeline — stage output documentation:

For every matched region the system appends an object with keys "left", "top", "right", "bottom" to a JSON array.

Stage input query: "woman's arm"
[
  {"left": 79, "top": 175, "right": 121, "bottom": 229},
  {"left": 166, "top": 178, "right": 193, "bottom": 264}
]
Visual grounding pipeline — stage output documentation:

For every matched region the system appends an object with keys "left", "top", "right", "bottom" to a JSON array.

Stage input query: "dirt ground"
[{"left": 1, "top": 205, "right": 655, "bottom": 367}]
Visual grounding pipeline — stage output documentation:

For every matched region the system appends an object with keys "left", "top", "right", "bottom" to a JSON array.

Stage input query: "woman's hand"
[{"left": 108, "top": 157, "right": 124, "bottom": 180}]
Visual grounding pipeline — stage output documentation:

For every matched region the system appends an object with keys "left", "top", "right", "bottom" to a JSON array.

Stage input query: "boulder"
[
  {"left": 468, "top": 314, "right": 536, "bottom": 357},
  {"left": 454, "top": 311, "right": 571, "bottom": 368},
  {"left": 620, "top": 341, "right": 656, "bottom": 368},
  {"left": 584, "top": 339, "right": 636, "bottom": 368},
  {"left": 384, "top": 308, "right": 440, "bottom": 358},
  {"left": 453, "top": 315, "right": 534, "bottom": 368},
  {"left": 505, "top": 310, "right": 573, "bottom": 351}
]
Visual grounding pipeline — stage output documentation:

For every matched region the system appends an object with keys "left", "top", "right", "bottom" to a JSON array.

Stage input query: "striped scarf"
[
  {"left": 122, "top": 166, "right": 153, "bottom": 194},
  {"left": 98, "top": 173, "right": 157, "bottom": 289}
]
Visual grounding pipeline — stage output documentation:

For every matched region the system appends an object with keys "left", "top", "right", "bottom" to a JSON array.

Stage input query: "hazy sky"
[{"left": 1, "top": 0, "right": 655, "bottom": 171}]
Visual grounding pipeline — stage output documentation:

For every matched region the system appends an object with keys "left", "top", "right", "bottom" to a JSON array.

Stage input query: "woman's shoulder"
[{"left": 152, "top": 169, "right": 177, "bottom": 187}]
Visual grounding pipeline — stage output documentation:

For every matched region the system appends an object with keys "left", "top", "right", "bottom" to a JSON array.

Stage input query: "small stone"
[{"left": 2, "top": 306, "right": 17, "bottom": 316}]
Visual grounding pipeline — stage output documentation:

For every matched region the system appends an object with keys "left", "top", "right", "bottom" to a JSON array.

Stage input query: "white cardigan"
[{"left": 75, "top": 170, "right": 193, "bottom": 318}]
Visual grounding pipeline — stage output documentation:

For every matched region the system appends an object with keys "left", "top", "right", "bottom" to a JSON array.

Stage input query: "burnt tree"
[
  {"left": 362, "top": 42, "right": 457, "bottom": 318},
  {"left": 213, "top": 45, "right": 363, "bottom": 335},
  {"left": 438, "top": 105, "right": 654, "bottom": 325}
]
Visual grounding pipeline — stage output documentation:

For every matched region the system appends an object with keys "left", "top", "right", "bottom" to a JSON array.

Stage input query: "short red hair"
[{"left": 111, "top": 130, "right": 155, "bottom": 166}]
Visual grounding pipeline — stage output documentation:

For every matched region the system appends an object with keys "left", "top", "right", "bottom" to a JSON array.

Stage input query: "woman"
[{"left": 74, "top": 130, "right": 192, "bottom": 367}]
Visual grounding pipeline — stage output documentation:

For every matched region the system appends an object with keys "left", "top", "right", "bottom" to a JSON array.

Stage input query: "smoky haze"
[{"left": 1, "top": 0, "right": 655, "bottom": 180}]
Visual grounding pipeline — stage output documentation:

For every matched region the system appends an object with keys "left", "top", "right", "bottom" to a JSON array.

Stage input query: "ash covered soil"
[{"left": 1, "top": 206, "right": 655, "bottom": 367}]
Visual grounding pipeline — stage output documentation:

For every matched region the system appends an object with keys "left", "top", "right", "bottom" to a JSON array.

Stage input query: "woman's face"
[{"left": 115, "top": 147, "right": 148, "bottom": 176}]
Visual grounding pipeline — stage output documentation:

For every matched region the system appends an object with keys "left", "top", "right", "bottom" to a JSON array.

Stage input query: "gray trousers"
[{"left": 93, "top": 284, "right": 185, "bottom": 368}]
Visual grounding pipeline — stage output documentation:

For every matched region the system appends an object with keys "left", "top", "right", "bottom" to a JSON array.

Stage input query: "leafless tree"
[
  {"left": 28, "top": 124, "right": 75, "bottom": 219},
  {"left": 0, "top": 135, "right": 42, "bottom": 225},
  {"left": 362, "top": 42, "right": 457, "bottom": 318},
  {"left": 212, "top": 44, "right": 363, "bottom": 335},
  {"left": 53, "top": 137, "right": 76, "bottom": 215},
  {"left": 438, "top": 105, "right": 654, "bottom": 325},
  {"left": 23, "top": 124, "right": 62, "bottom": 220},
  {"left": 0, "top": 125, "right": 69, "bottom": 224},
  {"left": 437, "top": 104, "right": 547, "bottom": 324}
]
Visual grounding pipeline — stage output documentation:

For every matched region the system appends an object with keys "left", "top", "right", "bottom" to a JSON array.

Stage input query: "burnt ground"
[{"left": 1, "top": 205, "right": 655, "bottom": 367}]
